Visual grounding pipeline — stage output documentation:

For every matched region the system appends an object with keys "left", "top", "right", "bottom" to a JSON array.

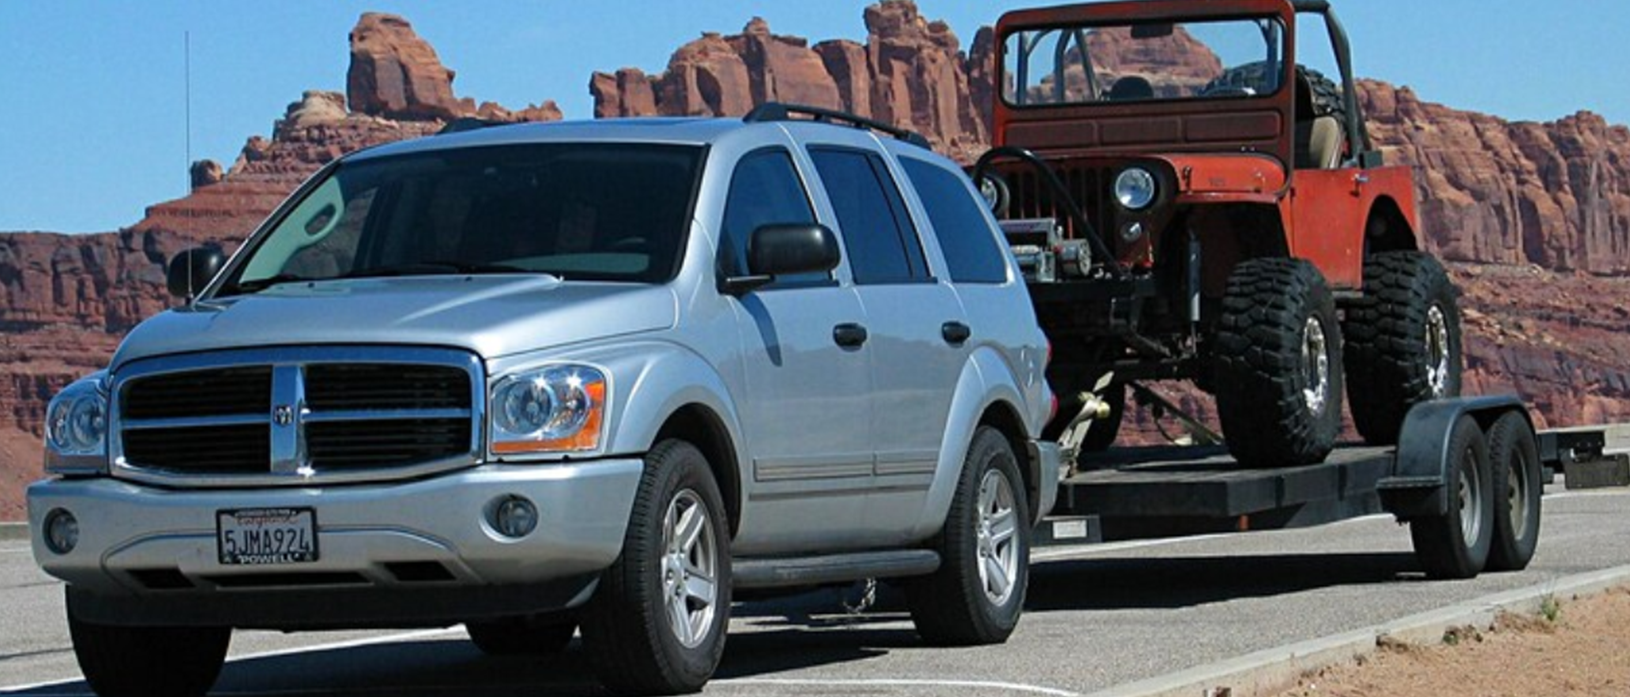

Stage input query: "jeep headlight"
[
  {"left": 45, "top": 374, "right": 109, "bottom": 471},
  {"left": 489, "top": 365, "right": 607, "bottom": 457},
  {"left": 1114, "top": 167, "right": 1158, "bottom": 211}
]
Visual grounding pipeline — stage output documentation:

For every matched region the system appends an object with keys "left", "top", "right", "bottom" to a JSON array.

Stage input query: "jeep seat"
[{"left": 1296, "top": 116, "right": 1344, "bottom": 170}]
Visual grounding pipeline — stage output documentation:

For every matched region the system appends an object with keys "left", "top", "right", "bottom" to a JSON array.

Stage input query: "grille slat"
[{"left": 117, "top": 358, "right": 475, "bottom": 480}]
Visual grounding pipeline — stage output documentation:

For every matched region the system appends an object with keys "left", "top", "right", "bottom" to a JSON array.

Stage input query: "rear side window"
[
  {"left": 808, "top": 148, "right": 929, "bottom": 285},
  {"left": 900, "top": 158, "right": 1010, "bottom": 284},
  {"left": 720, "top": 149, "right": 823, "bottom": 282}
]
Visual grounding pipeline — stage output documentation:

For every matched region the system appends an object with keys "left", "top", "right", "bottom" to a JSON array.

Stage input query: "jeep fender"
[{"left": 909, "top": 346, "right": 1035, "bottom": 539}]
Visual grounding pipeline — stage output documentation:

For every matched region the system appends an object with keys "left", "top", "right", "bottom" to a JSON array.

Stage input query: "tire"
[
  {"left": 580, "top": 440, "right": 731, "bottom": 695},
  {"left": 466, "top": 617, "right": 576, "bottom": 656},
  {"left": 1042, "top": 383, "right": 1124, "bottom": 453},
  {"left": 1213, "top": 258, "right": 1345, "bottom": 467},
  {"left": 1410, "top": 415, "right": 1495, "bottom": 580},
  {"left": 1204, "top": 64, "right": 1345, "bottom": 123},
  {"left": 1485, "top": 412, "right": 1543, "bottom": 572},
  {"left": 67, "top": 592, "right": 230, "bottom": 697},
  {"left": 906, "top": 427, "right": 1031, "bottom": 646},
  {"left": 1345, "top": 251, "right": 1463, "bottom": 445}
]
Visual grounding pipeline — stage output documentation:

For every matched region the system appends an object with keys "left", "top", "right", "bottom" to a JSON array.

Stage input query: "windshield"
[
  {"left": 219, "top": 143, "right": 703, "bottom": 295},
  {"left": 1002, "top": 17, "right": 1286, "bottom": 107}
]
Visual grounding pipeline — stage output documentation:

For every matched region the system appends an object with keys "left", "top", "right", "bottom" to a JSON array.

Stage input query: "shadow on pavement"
[{"left": 1027, "top": 551, "right": 1423, "bottom": 611}]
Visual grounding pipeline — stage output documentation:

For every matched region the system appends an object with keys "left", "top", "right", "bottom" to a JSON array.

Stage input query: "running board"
[{"left": 733, "top": 550, "right": 940, "bottom": 590}]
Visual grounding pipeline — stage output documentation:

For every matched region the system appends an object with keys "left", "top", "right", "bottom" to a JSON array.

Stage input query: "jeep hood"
[{"left": 112, "top": 276, "right": 677, "bottom": 369}]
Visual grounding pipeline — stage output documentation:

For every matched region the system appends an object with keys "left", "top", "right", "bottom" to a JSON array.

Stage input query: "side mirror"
[
  {"left": 166, "top": 246, "right": 226, "bottom": 300},
  {"left": 723, "top": 224, "right": 840, "bottom": 294}
]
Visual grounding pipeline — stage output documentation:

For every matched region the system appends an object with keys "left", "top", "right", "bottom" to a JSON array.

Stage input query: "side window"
[
  {"left": 900, "top": 158, "right": 1010, "bottom": 284},
  {"left": 720, "top": 150, "right": 822, "bottom": 282},
  {"left": 808, "top": 148, "right": 930, "bottom": 285}
]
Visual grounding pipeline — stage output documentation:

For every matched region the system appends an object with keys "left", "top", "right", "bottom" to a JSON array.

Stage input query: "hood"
[{"left": 112, "top": 276, "right": 678, "bottom": 369}]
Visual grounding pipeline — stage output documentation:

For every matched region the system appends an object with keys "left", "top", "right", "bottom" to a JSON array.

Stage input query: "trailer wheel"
[
  {"left": 1345, "top": 251, "right": 1463, "bottom": 445},
  {"left": 1214, "top": 258, "right": 1344, "bottom": 467},
  {"left": 67, "top": 592, "right": 231, "bottom": 697},
  {"left": 1410, "top": 415, "right": 1494, "bottom": 579},
  {"left": 1486, "top": 412, "right": 1542, "bottom": 572},
  {"left": 580, "top": 440, "right": 731, "bottom": 695},
  {"left": 466, "top": 617, "right": 576, "bottom": 656},
  {"left": 906, "top": 427, "right": 1030, "bottom": 646}
]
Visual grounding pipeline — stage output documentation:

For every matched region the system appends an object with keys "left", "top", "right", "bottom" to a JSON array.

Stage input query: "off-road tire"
[
  {"left": 581, "top": 440, "right": 731, "bottom": 695},
  {"left": 906, "top": 427, "right": 1031, "bottom": 646},
  {"left": 466, "top": 617, "right": 577, "bottom": 656},
  {"left": 1485, "top": 412, "right": 1542, "bottom": 572},
  {"left": 1214, "top": 258, "right": 1345, "bottom": 467},
  {"left": 67, "top": 592, "right": 231, "bottom": 697},
  {"left": 1410, "top": 416, "right": 1495, "bottom": 579},
  {"left": 1042, "top": 383, "right": 1125, "bottom": 453},
  {"left": 1344, "top": 251, "right": 1463, "bottom": 445},
  {"left": 1205, "top": 63, "right": 1345, "bottom": 123}
]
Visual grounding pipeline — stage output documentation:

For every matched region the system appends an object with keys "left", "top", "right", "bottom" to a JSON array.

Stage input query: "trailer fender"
[{"left": 1378, "top": 395, "right": 1531, "bottom": 519}]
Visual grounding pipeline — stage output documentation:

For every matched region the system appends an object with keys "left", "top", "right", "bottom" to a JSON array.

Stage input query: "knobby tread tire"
[
  {"left": 1486, "top": 412, "right": 1542, "bottom": 572},
  {"left": 1344, "top": 251, "right": 1463, "bottom": 444},
  {"left": 906, "top": 427, "right": 1030, "bottom": 646},
  {"left": 580, "top": 440, "right": 730, "bottom": 695},
  {"left": 1213, "top": 258, "right": 1344, "bottom": 467},
  {"left": 67, "top": 592, "right": 231, "bottom": 697}
]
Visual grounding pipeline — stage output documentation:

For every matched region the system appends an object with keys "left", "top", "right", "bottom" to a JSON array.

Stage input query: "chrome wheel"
[
  {"left": 1426, "top": 305, "right": 1451, "bottom": 398},
  {"left": 661, "top": 489, "right": 718, "bottom": 649},
  {"left": 1458, "top": 446, "right": 1484, "bottom": 545},
  {"left": 1301, "top": 317, "right": 1331, "bottom": 416},
  {"left": 975, "top": 469, "right": 1021, "bottom": 606}
]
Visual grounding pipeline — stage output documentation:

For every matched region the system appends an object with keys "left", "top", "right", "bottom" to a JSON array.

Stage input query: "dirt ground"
[{"left": 1279, "top": 587, "right": 1630, "bottom": 697}]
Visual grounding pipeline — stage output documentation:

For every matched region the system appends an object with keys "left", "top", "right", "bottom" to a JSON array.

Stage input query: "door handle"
[
  {"left": 941, "top": 321, "right": 972, "bottom": 346},
  {"left": 833, "top": 323, "right": 869, "bottom": 348}
]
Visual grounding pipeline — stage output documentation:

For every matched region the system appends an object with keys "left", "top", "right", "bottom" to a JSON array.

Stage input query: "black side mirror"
[
  {"left": 166, "top": 246, "right": 226, "bottom": 300},
  {"left": 723, "top": 224, "right": 841, "bottom": 295}
]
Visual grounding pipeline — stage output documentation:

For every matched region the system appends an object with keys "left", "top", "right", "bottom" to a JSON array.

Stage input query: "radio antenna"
[{"left": 185, "top": 30, "right": 192, "bottom": 190}]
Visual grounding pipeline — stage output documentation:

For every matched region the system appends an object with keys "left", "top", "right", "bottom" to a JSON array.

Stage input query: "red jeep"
[{"left": 974, "top": 0, "right": 1461, "bottom": 467}]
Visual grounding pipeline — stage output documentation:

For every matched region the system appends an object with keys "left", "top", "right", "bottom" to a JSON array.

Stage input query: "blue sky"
[{"left": 2, "top": 1, "right": 1626, "bottom": 233}]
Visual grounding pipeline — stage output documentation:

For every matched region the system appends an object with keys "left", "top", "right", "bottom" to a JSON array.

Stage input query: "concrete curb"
[
  {"left": 0, "top": 522, "right": 28, "bottom": 541},
  {"left": 1086, "top": 564, "right": 1630, "bottom": 697}
]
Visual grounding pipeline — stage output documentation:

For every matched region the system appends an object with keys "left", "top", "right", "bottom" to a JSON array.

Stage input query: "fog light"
[
  {"left": 490, "top": 496, "right": 539, "bottom": 539},
  {"left": 1121, "top": 222, "right": 1145, "bottom": 243},
  {"left": 44, "top": 509, "right": 78, "bottom": 555}
]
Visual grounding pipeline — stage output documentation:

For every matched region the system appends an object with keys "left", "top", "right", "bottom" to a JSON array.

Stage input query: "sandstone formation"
[{"left": 3, "top": 3, "right": 1629, "bottom": 517}]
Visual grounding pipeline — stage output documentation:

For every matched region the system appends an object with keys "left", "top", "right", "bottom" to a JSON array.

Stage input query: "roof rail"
[
  {"left": 438, "top": 117, "right": 507, "bottom": 136},
  {"left": 743, "top": 102, "right": 932, "bottom": 150}
]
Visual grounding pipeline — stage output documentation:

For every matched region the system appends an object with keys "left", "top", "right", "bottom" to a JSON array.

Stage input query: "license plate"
[{"left": 216, "top": 508, "right": 318, "bottom": 565}]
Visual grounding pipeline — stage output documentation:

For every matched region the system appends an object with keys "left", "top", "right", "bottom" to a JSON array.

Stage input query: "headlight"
[
  {"left": 1114, "top": 167, "right": 1158, "bottom": 211},
  {"left": 45, "top": 374, "right": 109, "bottom": 470},
  {"left": 490, "top": 365, "right": 607, "bottom": 457}
]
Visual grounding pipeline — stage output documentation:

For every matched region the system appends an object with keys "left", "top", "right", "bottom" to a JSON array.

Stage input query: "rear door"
[{"left": 803, "top": 135, "right": 968, "bottom": 543}]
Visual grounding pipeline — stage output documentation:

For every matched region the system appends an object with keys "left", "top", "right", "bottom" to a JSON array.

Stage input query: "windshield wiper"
[
  {"left": 220, "top": 274, "right": 313, "bottom": 295},
  {"left": 341, "top": 260, "right": 533, "bottom": 280}
]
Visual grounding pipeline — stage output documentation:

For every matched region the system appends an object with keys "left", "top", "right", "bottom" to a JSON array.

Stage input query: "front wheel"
[
  {"left": 1213, "top": 258, "right": 1345, "bottom": 467},
  {"left": 906, "top": 427, "right": 1031, "bottom": 646},
  {"left": 67, "top": 592, "right": 231, "bottom": 697},
  {"left": 1410, "top": 415, "right": 1495, "bottom": 579},
  {"left": 580, "top": 440, "right": 731, "bottom": 695}
]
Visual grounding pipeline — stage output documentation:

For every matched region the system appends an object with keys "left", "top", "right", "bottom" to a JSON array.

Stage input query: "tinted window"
[
  {"left": 720, "top": 150, "right": 822, "bottom": 283},
  {"left": 809, "top": 149, "right": 929, "bottom": 285},
  {"left": 224, "top": 144, "right": 702, "bottom": 294},
  {"left": 900, "top": 159, "right": 1009, "bottom": 284}
]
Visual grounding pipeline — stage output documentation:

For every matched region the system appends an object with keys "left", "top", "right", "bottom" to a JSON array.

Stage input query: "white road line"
[
  {"left": 720, "top": 677, "right": 1081, "bottom": 696},
  {"left": 0, "top": 627, "right": 464, "bottom": 694}
]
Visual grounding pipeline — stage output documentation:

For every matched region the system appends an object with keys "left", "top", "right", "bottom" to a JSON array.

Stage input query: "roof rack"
[
  {"left": 437, "top": 117, "right": 508, "bottom": 136},
  {"left": 743, "top": 102, "right": 932, "bottom": 150}
]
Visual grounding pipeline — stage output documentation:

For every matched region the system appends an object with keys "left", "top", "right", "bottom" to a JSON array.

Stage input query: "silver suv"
[{"left": 29, "top": 107, "right": 1057, "bottom": 696}]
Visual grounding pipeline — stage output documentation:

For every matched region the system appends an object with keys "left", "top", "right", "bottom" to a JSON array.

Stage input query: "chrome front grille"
[{"left": 112, "top": 347, "right": 484, "bottom": 486}]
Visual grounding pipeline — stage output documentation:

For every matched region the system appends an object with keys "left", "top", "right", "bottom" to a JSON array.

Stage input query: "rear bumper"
[
  {"left": 27, "top": 459, "right": 643, "bottom": 628},
  {"left": 1029, "top": 440, "right": 1063, "bottom": 524}
]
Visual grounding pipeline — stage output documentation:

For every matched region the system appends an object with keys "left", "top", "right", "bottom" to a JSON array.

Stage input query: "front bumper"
[{"left": 28, "top": 459, "right": 643, "bottom": 628}]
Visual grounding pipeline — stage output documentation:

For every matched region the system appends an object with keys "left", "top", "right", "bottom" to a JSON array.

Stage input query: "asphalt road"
[{"left": 2, "top": 485, "right": 1627, "bottom": 697}]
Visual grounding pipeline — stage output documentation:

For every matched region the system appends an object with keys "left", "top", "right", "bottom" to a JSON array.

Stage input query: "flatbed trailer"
[{"left": 1030, "top": 397, "right": 1548, "bottom": 580}]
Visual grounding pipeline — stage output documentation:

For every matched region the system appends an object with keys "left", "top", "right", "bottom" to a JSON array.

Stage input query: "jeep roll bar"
[{"left": 1292, "top": 1, "right": 1375, "bottom": 161}]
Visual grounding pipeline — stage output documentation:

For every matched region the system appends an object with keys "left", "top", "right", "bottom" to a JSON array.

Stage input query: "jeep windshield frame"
[{"left": 214, "top": 143, "right": 706, "bottom": 298}]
